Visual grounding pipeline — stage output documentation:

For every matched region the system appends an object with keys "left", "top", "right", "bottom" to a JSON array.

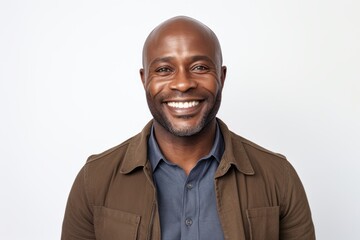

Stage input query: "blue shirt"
[{"left": 148, "top": 124, "right": 225, "bottom": 240}]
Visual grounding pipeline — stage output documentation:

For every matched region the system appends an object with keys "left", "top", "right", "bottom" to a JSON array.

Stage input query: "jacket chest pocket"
[
  {"left": 94, "top": 206, "right": 141, "bottom": 240},
  {"left": 246, "top": 206, "right": 279, "bottom": 240}
]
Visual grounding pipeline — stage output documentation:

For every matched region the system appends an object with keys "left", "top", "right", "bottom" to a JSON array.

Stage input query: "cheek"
[
  {"left": 145, "top": 78, "right": 167, "bottom": 98},
  {"left": 202, "top": 78, "right": 222, "bottom": 96}
]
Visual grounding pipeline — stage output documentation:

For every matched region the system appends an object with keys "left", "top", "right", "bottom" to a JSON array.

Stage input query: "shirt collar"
[
  {"left": 119, "top": 118, "right": 254, "bottom": 176},
  {"left": 148, "top": 122, "right": 224, "bottom": 172}
]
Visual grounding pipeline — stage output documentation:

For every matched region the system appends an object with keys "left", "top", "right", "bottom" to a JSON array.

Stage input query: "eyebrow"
[
  {"left": 149, "top": 55, "right": 216, "bottom": 67},
  {"left": 149, "top": 57, "right": 174, "bottom": 67},
  {"left": 190, "top": 55, "right": 215, "bottom": 64}
]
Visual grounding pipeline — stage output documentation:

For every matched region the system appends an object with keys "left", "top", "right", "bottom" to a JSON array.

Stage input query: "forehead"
[{"left": 143, "top": 23, "right": 220, "bottom": 65}]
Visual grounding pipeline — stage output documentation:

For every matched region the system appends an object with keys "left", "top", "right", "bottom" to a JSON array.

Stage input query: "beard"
[{"left": 146, "top": 90, "right": 222, "bottom": 137}]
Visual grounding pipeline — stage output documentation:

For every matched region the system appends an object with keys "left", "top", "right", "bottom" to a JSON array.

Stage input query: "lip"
[
  {"left": 166, "top": 100, "right": 200, "bottom": 109},
  {"left": 163, "top": 99, "right": 204, "bottom": 116}
]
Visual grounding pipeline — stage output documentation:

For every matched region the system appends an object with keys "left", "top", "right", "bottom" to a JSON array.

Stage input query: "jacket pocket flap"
[
  {"left": 94, "top": 206, "right": 140, "bottom": 240},
  {"left": 246, "top": 206, "right": 279, "bottom": 240}
]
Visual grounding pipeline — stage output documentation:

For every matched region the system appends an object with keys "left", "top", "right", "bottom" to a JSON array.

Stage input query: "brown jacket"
[{"left": 61, "top": 119, "right": 315, "bottom": 240}]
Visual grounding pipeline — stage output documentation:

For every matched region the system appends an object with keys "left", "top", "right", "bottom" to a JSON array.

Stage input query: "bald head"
[
  {"left": 139, "top": 16, "right": 227, "bottom": 138},
  {"left": 142, "top": 16, "right": 223, "bottom": 68}
]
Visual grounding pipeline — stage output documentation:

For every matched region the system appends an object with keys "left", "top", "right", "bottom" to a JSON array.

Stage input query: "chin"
[
  {"left": 167, "top": 118, "right": 208, "bottom": 137},
  {"left": 169, "top": 127, "right": 202, "bottom": 137}
]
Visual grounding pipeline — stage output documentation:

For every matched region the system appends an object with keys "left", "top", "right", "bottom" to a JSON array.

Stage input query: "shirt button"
[
  {"left": 186, "top": 183, "right": 193, "bottom": 190},
  {"left": 185, "top": 218, "right": 193, "bottom": 226}
]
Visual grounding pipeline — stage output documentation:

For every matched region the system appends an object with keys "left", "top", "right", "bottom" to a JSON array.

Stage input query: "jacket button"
[{"left": 185, "top": 218, "right": 193, "bottom": 226}]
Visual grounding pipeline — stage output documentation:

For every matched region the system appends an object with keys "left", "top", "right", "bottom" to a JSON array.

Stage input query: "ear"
[
  {"left": 220, "top": 66, "right": 227, "bottom": 87},
  {"left": 139, "top": 68, "right": 145, "bottom": 86}
]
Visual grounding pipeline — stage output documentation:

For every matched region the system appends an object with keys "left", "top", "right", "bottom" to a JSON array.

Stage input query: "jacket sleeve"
[
  {"left": 61, "top": 166, "right": 96, "bottom": 240},
  {"left": 280, "top": 162, "right": 316, "bottom": 239}
]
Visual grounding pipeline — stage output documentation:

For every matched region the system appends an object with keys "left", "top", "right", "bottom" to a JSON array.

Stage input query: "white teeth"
[{"left": 167, "top": 101, "right": 199, "bottom": 109}]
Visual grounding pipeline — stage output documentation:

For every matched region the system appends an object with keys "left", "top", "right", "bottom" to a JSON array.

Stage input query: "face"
[{"left": 140, "top": 23, "right": 226, "bottom": 137}]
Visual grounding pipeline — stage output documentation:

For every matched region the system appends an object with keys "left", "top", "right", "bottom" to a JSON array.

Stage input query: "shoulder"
[
  {"left": 79, "top": 134, "right": 141, "bottom": 191},
  {"left": 76, "top": 123, "right": 152, "bottom": 205},
  {"left": 233, "top": 131, "right": 292, "bottom": 173},
  {"left": 236, "top": 133, "right": 287, "bottom": 162},
  {"left": 84, "top": 120, "right": 153, "bottom": 172},
  {"left": 86, "top": 134, "right": 138, "bottom": 165},
  {"left": 218, "top": 118, "right": 293, "bottom": 177}
]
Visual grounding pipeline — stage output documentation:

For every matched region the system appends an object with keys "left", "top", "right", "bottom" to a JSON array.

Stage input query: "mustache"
[
  {"left": 158, "top": 91, "right": 205, "bottom": 100},
  {"left": 157, "top": 89, "right": 207, "bottom": 101}
]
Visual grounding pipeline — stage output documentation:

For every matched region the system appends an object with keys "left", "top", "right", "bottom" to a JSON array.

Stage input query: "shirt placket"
[{"left": 181, "top": 164, "right": 202, "bottom": 240}]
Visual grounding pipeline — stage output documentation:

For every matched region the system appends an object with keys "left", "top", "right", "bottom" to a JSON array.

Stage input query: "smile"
[{"left": 167, "top": 101, "right": 199, "bottom": 109}]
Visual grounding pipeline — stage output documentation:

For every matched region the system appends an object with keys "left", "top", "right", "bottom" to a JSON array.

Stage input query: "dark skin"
[{"left": 140, "top": 16, "right": 227, "bottom": 175}]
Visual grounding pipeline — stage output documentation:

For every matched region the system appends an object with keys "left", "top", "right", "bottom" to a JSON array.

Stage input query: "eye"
[
  {"left": 192, "top": 65, "right": 209, "bottom": 72},
  {"left": 155, "top": 66, "right": 173, "bottom": 73}
]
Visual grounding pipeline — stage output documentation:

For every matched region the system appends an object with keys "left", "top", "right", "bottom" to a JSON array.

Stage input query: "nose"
[{"left": 169, "top": 69, "right": 197, "bottom": 92}]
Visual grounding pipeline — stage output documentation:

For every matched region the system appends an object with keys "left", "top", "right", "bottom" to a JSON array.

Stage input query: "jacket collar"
[
  {"left": 215, "top": 118, "right": 255, "bottom": 177},
  {"left": 119, "top": 120, "right": 153, "bottom": 174},
  {"left": 120, "top": 118, "right": 255, "bottom": 177}
]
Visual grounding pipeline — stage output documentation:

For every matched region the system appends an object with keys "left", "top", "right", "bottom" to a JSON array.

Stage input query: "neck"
[{"left": 153, "top": 119, "right": 217, "bottom": 175}]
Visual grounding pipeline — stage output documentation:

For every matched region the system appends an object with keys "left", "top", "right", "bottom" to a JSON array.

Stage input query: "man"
[{"left": 62, "top": 16, "right": 315, "bottom": 240}]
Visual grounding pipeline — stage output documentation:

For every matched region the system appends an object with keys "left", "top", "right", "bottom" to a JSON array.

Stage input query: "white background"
[{"left": 1, "top": 0, "right": 359, "bottom": 239}]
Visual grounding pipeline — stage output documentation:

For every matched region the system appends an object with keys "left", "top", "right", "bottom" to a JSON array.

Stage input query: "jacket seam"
[
  {"left": 241, "top": 141, "right": 286, "bottom": 160},
  {"left": 83, "top": 165, "right": 93, "bottom": 207},
  {"left": 280, "top": 162, "right": 290, "bottom": 216},
  {"left": 86, "top": 139, "right": 133, "bottom": 164}
]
